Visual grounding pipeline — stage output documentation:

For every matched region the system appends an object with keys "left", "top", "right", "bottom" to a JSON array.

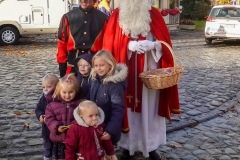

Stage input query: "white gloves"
[
  {"left": 128, "top": 40, "right": 155, "bottom": 54},
  {"left": 138, "top": 40, "right": 155, "bottom": 51},
  {"left": 128, "top": 40, "right": 162, "bottom": 62},
  {"left": 128, "top": 41, "right": 145, "bottom": 53}
]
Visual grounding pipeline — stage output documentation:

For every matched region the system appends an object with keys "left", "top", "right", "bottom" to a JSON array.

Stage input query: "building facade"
[{"left": 210, "top": 0, "right": 240, "bottom": 5}]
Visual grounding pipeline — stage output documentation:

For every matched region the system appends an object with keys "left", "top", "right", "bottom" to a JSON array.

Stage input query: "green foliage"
[
  {"left": 181, "top": 0, "right": 195, "bottom": 19},
  {"left": 193, "top": 20, "right": 206, "bottom": 30},
  {"left": 181, "top": 0, "right": 211, "bottom": 20},
  {"left": 202, "top": 0, "right": 211, "bottom": 5},
  {"left": 194, "top": 1, "right": 211, "bottom": 20},
  {"left": 170, "top": 0, "right": 176, "bottom": 9}
]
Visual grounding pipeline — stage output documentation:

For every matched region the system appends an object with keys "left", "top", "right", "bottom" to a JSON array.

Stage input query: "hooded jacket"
[
  {"left": 35, "top": 92, "right": 54, "bottom": 139},
  {"left": 65, "top": 107, "right": 114, "bottom": 160},
  {"left": 45, "top": 97, "right": 81, "bottom": 142},
  {"left": 90, "top": 64, "right": 128, "bottom": 144}
]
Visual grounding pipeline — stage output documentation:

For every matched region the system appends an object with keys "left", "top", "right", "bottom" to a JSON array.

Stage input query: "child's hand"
[
  {"left": 76, "top": 153, "right": 84, "bottom": 160},
  {"left": 105, "top": 155, "right": 117, "bottom": 160},
  {"left": 101, "top": 132, "right": 111, "bottom": 140},
  {"left": 39, "top": 115, "right": 45, "bottom": 123},
  {"left": 58, "top": 125, "right": 70, "bottom": 133}
]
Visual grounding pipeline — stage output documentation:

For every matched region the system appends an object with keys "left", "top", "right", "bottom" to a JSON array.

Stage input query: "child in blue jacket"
[
  {"left": 35, "top": 74, "right": 59, "bottom": 160},
  {"left": 90, "top": 50, "right": 128, "bottom": 145}
]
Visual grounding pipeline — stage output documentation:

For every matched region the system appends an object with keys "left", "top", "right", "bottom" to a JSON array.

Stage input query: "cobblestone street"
[{"left": 0, "top": 30, "right": 240, "bottom": 160}]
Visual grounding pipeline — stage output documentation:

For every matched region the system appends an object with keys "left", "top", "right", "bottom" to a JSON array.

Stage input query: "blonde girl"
[
  {"left": 45, "top": 73, "right": 81, "bottom": 160},
  {"left": 90, "top": 50, "right": 128, "bottom": 145}
]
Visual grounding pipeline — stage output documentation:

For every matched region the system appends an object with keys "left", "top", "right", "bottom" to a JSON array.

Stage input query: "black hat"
[{"left": 75, "top": 53, "right": 93, "bottom": 68}]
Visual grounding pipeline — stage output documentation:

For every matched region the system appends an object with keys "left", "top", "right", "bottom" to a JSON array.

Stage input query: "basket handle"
[{"left": 147, "top": 40, "right": 176, "bottom": 71}]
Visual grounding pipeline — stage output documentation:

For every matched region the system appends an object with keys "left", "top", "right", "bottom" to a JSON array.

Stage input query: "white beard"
[{"left": 119, "top": 0, "right": 152, "bottom": 39}]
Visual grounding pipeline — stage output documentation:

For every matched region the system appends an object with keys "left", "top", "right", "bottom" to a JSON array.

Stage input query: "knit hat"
[{"left": 75, "top": 53, "right": 93, "bottom": 68}]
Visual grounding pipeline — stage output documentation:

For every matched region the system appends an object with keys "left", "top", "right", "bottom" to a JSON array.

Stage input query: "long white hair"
[{"left": 119, "top": 0, "right": 152, "bottom": 38}]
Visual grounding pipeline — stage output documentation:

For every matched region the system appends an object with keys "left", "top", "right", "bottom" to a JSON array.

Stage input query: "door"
[
  {"left": 32, "top": 7, "right": 44, "bottom": 25},
  {"left": 28, "top": 0, "right": 47, "bottom": 26}
]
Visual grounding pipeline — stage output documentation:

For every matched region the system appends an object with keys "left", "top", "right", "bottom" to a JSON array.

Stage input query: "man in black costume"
[{"left": 57, "top": 0, "right": 108, "bottom": 77}]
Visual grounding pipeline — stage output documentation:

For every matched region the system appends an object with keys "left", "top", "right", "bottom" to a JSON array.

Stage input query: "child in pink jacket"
[{"left": 45, "top": 73, "right": 81, "bottom": 159}]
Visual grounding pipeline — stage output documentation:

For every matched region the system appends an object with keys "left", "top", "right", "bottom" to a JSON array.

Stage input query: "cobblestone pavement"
[{"left": 0, "top": 30, "right": 240, "bottom": 160}]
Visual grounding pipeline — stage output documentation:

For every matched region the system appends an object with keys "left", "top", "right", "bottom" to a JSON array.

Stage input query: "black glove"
[{"left": 59, "top": 63, "right": 67, "bottom": 77}]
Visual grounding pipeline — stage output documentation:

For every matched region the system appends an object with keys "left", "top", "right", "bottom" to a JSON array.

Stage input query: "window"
[{"left": 211, "top": 8, "right": 240, "bottom": 18}]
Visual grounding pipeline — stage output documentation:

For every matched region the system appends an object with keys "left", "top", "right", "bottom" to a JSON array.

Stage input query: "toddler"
[
  {"left": 75, "top": 53, "right": 93, "bottom": 99},
  {"left": 65, "top": 100, "right": 117, "bottom": 160},
  {"left": 35, "top": 73, "right": 59, "bottom": 160},
  {"left": 45, "top": 73, "right": 81, "bottom": 160},
  {"left": 90, "top": 50, "right": 128, "bottom": 145}
]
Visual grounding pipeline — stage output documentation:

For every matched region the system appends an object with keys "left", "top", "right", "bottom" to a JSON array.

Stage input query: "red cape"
[{"left": 92, "top": 7, "right": 180, "bottom": 121}]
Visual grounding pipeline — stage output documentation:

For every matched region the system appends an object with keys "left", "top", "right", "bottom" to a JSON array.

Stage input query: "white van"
[
  {"left": 0, "top": 0, "right": 69, "bottom": 45},
  {"left": 205, "top": 5, "right": 240, "bottom": 44}
]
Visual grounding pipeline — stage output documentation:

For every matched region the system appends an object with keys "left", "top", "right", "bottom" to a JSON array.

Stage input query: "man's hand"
[
  {"left": 128, "top": 41, "right": 146, "bottom": 53},
  {"left": 138, "top": 40, "right": 155, "bottom": 51}
]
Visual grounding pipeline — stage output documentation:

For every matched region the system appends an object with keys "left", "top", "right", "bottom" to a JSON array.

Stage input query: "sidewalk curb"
[{"left": 166, "top": 93, "right": 240, "bottom": 133}]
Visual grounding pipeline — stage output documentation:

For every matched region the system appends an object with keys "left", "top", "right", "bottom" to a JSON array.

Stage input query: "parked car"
[{"left": 205, "top": 5, "right": 240, "bottom": 44}]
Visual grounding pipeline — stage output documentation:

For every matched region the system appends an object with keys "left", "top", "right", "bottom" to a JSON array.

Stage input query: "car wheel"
[
  {"left": 205, "top": 38, "right": 212, "bottom": 45},
  {"left": 0, "top": 27, "right": 20, "bottom": 45}
]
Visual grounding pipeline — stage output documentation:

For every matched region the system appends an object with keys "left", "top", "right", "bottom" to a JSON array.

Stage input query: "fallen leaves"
[
  {"left": 3, "top": 46, "right": 28, "bottom": 56},
  {"left": 228, "top": 107, "right": 236, "bottom": 112},
  {"left": 168, "top": 142, "right": 182, "bottom": 148},
  {"left": 14, "top": 110, "right": 35, "bottom": 115},
  {"left": 14, "top": 111, "right": 22, "bottom": 115},
  {"left": 219, "top": 113, "right": 224, "bottom": 117},
  {"left": 191, "top": 123, "right": 198, "bottom": 128},
  {"left": 4, "top": 51, "right": 28, "bottom": 56},
  {"left": 13, "top": 111, "right": 32, "bottom": 129},
  {"left": 23, "top": 122, "right": 30, "bottom": 129},
  {"left": 27, "top": 110, "right": 35, "bottom": 114},
  {"left": 13, "top": 111, "right": 31, "bottom": 129}
]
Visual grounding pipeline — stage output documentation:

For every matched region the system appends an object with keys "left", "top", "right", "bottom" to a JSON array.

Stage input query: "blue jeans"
[{"left": 43, "top": 136, "right": 53, "bottom": 158}]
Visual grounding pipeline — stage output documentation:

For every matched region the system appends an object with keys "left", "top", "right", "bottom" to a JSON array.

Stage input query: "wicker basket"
[{"left": 139, "top": 40, "right": 183, "bottom": 89}]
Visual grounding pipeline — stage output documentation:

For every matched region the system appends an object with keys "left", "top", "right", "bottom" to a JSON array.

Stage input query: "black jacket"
[
  {"left": 77, "top": 74, "right": 92, "bottom": 100},
  {"left": 35, "top": 93, "right": 53, "bottom": 139}
]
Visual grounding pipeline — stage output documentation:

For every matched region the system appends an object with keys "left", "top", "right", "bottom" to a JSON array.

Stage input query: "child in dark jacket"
[
  {"left": 35, "top": 74, "right": 59, "bottom": 160},
  {"left": 75, "top": 53, "right": 93, "bottom": 100},
  {"left": 65, "top": 100, "right": 117, "bottom": 160},
  {"left": 45, "top": 73, "right": 81, "bottom": 160},
  {"left": 90, "top": 50, "right": 128, "bottom": 145}
]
